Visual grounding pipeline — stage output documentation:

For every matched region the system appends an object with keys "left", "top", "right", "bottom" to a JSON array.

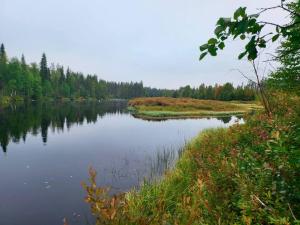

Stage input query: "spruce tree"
[
  {"left": 40, "top": 53, "right": 49, "bottom": 81},
  {"left": 59, "top": 66, "right": 65, "bottom": 82},
  {"left": 21, "top": 54, "right": 27, "bottom": 70},
  {"left": 0, "top": 44, "right": 7, "bottom": 65},
  {"left": 0, "top": 43, "right": 7, "bottom": 91}
]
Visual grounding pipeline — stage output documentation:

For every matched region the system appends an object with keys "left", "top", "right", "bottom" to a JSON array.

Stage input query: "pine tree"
[
  {"left": 66, "top": 67, "right": 71, "bottom": 81},
  {"left": 40, "top": 53, "right": 49, "bottom": 81},
  {"left": 0, "top": 43, "right": 7, "bottom": 91},
  {"left": 59, "top": 66, "right": 65, "bottom": 82},
  {"left": 21, "top": 54, "right": 27, "bottom": 70},
  {"left": 0, "top": 44, "right": 7, "bottom": 65}
]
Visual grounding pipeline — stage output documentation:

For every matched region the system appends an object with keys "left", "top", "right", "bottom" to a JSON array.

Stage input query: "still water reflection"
[{"left": 0, "top": 101, "right": 240, "bottom": 225}]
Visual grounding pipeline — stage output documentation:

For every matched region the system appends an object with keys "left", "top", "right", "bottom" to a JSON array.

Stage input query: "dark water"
[{"left": 0, "top": 101, "right": 240, "bottom": 225}]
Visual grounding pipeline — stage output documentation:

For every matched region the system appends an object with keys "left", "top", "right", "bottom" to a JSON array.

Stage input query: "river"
[{"left": 0, "top": 100, "right": 241, "bottom": 225}]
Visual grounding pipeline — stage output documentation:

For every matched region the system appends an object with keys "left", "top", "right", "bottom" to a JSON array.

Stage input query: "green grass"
[{"left": 128, "top": 97, "right": 262, "bottom": 120}]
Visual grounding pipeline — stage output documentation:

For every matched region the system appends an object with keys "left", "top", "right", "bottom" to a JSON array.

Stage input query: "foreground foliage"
[
  {"left": 199, "top": 0, "right": 300, "bottom": 116},
  {"left": 83, "top": 93, "right": 300, "bottom": 224}
]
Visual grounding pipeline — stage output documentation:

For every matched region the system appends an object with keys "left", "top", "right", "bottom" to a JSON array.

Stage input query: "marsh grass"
[
  {"left": 146, "top": 145, "right": 185, "bottom": 182},
  {"left": 128, "top": 97, "right": 261, "bottom": 119}
]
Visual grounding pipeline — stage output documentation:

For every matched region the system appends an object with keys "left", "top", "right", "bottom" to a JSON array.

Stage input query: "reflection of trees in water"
[{"left": 0, "top": 101, "right": 127, "bottom": 152}]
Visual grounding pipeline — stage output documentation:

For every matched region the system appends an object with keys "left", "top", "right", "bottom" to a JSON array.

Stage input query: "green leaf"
[
  {"left": 238, "top": 51, "right": 247, "bottom": 60},
  {"left": 272, "top": 34, "right": 280, "bottom": 42},
  {"left": 208, "top": 38, "right": 218, "bottom": 45},
  {"left": 248, "top": 18, "right": 257, "bottom": 27},
  {"left": 240, "top": 34, "right": 246, "bottom": 40},
  {"left": 218, "top": 17, "right": 231, "bottom": 26},
  {"left": 258, "top": 39, "right": 266, "bottom": 48},
  {"left": 199, "top": 52, "right": 208, "bottom": 60},
  {"left": 234, "top": 8, "right": 241, "bottom": 20},
  {"left": 199, "top": 44, "right": 209, "bottom": 51},
  {"left": 245, "top": 37, "right": 258, "bottom": 60},
  {"left": 218, "top": 42, "right": 225, "bottom": 50},
  {"left": 234, "top": 7, "right": 246, "bottom": 20},
  {"left": 220, "top": 36, "right": 227, "bottom": 41},
  {"left": 214, "top": 26, "right": 224, "bottom": 36},
  {"left": 208, "top": 46, "right": 217, "bottom": 56},
  {"left": 217, "top": 18, "right": 225, "bottom": 26},
  {"left": 248, "top": 47, "right": 258, "bottom": 60},
  {"left": 248, "top": 23, "right": 263, "bottom": 34},
  {"left": 237, "top": 20, "right": 248, "bottom": 34}
]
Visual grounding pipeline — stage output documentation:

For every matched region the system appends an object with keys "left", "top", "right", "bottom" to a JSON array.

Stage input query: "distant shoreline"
[{"left": 0, "top": 96, "right": 128, "bottom": 108}]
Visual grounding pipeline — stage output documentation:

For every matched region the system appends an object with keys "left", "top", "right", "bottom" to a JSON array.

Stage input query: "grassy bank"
[
  {"left": 128, "top": 97, "right": 261, "bottom": 120},
  {"left": 83, "top": 94, "right": 300, "bottom": 225}
]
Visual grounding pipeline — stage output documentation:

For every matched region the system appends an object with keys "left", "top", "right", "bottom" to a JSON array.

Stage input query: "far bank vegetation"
[{"left": 128, "top": 97, "right": 261, "bottom": 119}]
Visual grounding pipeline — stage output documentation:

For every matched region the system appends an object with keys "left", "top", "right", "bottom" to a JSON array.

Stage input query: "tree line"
[
  {"left": 170, "top": 82, "right": 255, "bottom": 101},
  {"left": 0, "top": 44, "right": 256, "bottom": 101}
]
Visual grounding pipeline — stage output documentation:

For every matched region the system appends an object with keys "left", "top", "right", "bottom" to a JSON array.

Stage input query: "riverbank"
[
  {"left": 83, "top": 94, "right": 299, "bottom": 224},
  {"left": 0, "top": 96, "right": 116, "bottom": 108},
  {"left": 128, "top": 97, "right": 262, "bottom": 120}
]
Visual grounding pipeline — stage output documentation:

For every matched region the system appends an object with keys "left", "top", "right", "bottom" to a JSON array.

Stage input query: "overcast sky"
[{"left": 1, "top": 0, "right": 281, "bottom": 88}]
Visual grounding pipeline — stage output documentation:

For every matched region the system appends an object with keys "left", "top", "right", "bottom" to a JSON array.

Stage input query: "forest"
[{"left": 0, "top": 44, "right": 255, "bottom": 103}]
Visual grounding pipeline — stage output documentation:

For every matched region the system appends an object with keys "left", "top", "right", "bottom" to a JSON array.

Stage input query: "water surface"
[{"left": 0, "top": 101, "right": 240, "bottom": 225}]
